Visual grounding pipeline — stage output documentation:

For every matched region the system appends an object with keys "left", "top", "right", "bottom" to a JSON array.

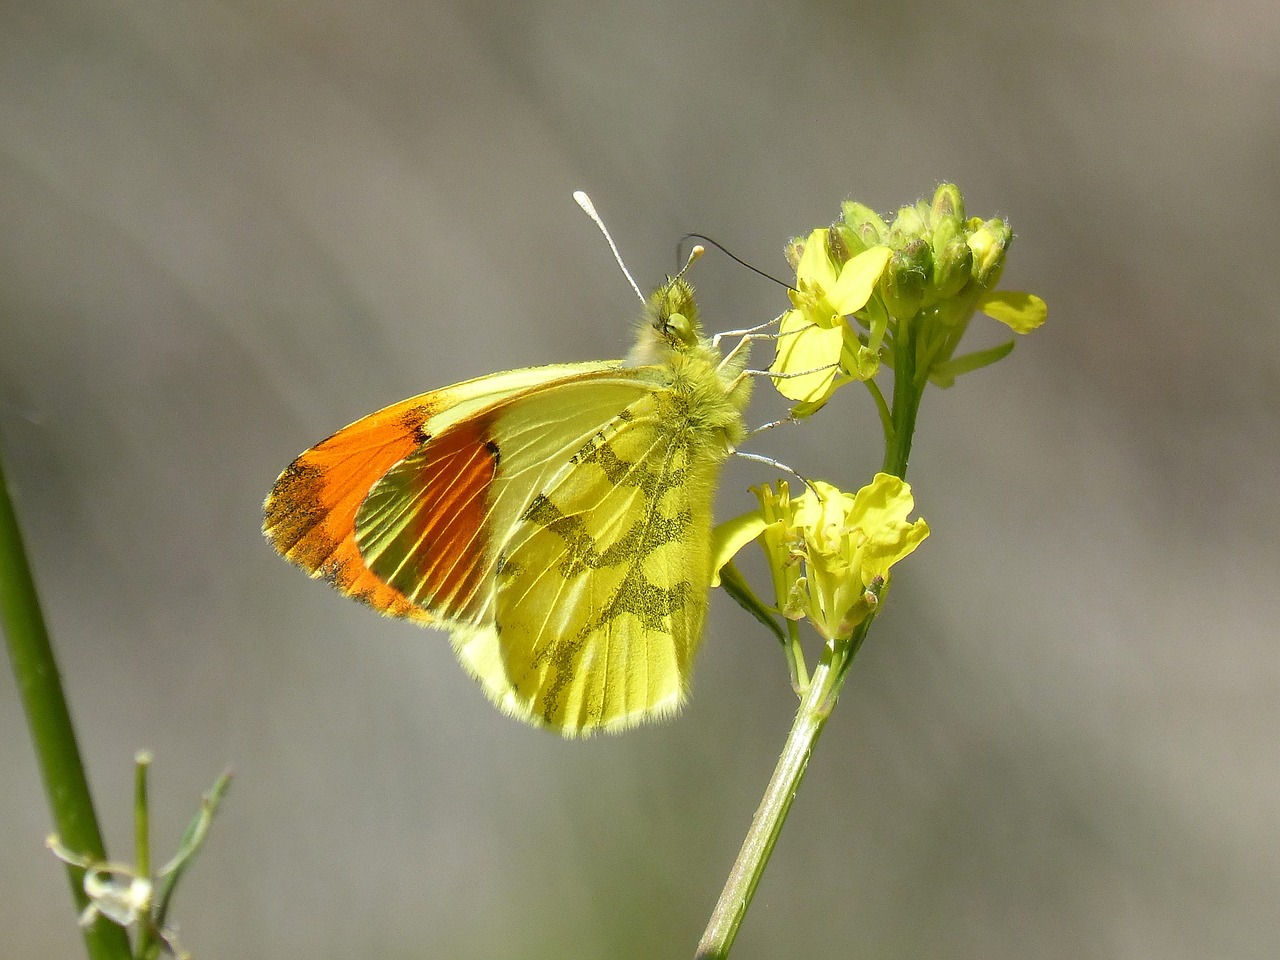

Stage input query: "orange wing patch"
[
  {"left": 353, "top": 411, "right": 502, "bottom": 625},
  {"left": 264, "top": 395, "right": 442, "bottom": 623}
]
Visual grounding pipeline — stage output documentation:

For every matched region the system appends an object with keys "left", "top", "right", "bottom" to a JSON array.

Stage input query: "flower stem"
[
  {"left": 133, "top": 751, "right": 156, "bottom": 959},
  {"left": 700, "top": 323, "right": 924, "bottom": 958},
  {"left": 0, "top": 452, "right": 131, "bottom": 960},
  {"left": 882, "top": 316, "right": 921, "bottom": 480},
  {"left": 695, "top": 624, "right": 865, "bottom": 959}
]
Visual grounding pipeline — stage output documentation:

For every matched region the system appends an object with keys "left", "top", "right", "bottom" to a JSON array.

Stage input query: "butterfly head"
[
  {"left": 628, "top": 277, "right": 711, "bottom": 367},
  {"left": 651, "top": 276, "right": 700, "bottom": 345}
]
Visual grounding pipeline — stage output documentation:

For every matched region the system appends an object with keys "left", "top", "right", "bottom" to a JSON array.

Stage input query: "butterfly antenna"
[
  {"left": 574, "top": 190, "right": 645, "bottom": 304},
  {"left": 679, "top": 233, "right": 793, "bottom": 290}
]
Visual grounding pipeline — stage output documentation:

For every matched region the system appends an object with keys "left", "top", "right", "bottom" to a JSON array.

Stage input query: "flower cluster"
[
  {"left": 714, "top": 474, "right": 929, "bottom": 643},
  {"left": 769, "top": 183, "right": 1047, "bottom": 409}
]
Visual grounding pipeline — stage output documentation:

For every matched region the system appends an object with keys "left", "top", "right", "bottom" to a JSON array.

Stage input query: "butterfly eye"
[{"left": 661, "top": 311, "right": 696, "bottom": 345}]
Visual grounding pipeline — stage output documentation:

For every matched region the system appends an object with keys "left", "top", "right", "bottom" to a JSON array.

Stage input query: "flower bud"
[
  {"left": 926, "top": 237, "right": 973, "bottom": 305},
  {"left": 967, "top": 218, "right": 1013, "bottom": 287},
  {"left": 930, "top": 183, "right": 965, "bottom": 225},
  {"left": 888, "top": 205, "right": 927, "bottom": 248},
  {"left": 832, "top": 221, "right": 868, "bottom": 258},
  {"left": 931, "top": 212, "right": 958, "bottom": 250},
  {"left": 881, "top": 239, "right": 932, "bottom": 321},
  {"left": 840, "top": 200, "right": 887, "bottom": 246},
  {"left": 783, "top": 235, "right": 806, "bottom": 272},
  {"left": 825, "top": 224, "right": 852, "bottom": 266}
]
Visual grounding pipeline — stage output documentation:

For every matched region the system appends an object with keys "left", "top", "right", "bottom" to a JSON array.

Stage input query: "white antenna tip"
[{"left": 571, "top": 190, "right": 645, "bottom": 304}]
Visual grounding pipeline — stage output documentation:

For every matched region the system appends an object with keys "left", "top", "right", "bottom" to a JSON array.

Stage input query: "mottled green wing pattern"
[{"left": 462, "top": 385, "right": 730, "bottom": 734}]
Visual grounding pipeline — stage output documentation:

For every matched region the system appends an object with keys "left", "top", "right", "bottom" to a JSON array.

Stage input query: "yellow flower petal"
[
  {"left": 978, "top": 291, "right": 1047, "bottom": 334},
  {"left": 849, "top": 473, "right": 913, "bottom": 526},
  {"left": 851, "top": 473, "right": 930, "bottom": 578},
  {"left": 769, "top": 309, "right": 844, "bottom": 402},
  {"left": 829, "top": 246, "right": 892, "bottom": 316},
  {"left": 795, "top": 228, "right": 839, "bottom": 290},
  {"left": 710, "top": 511, "right": 768, "bottom": 587}
]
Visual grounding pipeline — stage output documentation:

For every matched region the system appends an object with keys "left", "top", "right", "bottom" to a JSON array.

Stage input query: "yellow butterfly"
[{"left": 263, "top": 275, "right": 752, "bottom": 735}]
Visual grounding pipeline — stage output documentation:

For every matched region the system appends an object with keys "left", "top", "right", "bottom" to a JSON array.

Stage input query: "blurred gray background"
[{"left": 2, "top": 0, "right": 1276, "bottom": 957}]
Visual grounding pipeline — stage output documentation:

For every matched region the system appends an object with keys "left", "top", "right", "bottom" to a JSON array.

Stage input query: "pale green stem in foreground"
[
  {"left": 134, "top": 752, "right": 152, "bottom": 878},
  {"left": 863, "top": 377, "right": 894, "bottom": 450},
  {"left": 695, "top": 620, "right": 869, "bottom": 959},
  {"left": 701, "top": 301, "right": 923, "bottom": 956}
]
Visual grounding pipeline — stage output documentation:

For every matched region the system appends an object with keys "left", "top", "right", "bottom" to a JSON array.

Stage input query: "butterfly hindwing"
[{"left": 483, "top": 383, "right": 721, "bottom": 733}]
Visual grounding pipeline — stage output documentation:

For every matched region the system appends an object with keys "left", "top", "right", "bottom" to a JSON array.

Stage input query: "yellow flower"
[
  {"left": 712, "top": 474, "right": 929, "bottom": 642},
  {"left": 769, "top": 229, "right": 890, "bottom": 405},
  {"left": 772, "top": 186, "right": 1049, "bottom": 395}
]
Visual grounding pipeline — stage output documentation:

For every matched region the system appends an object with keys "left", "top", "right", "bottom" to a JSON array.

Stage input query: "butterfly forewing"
[
  {"left": 263, "top": 393, "right": 442, "bottom": 623},
  {"left": 353, "top": 370, "right": 657, "bottom": 627},
  {"left": 264, "top": 363, "right": 614, "bottom": 622}
]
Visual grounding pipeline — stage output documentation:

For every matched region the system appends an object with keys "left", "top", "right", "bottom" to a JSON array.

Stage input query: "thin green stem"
[
  {"left": 784, "top": 620, "right": 809, "bottom": 696},
  {"left": 863, "top": 377, "right": 894, "bottom": 449},
  {"left": 153, "top": 771, "right": 232, "bottom": 932},
  {"left": 0, "top": 453, "right": 131, "bottom": 959},
  {"left": 695, "top": 616, "right": 869, "bottom": 959},
  {"left": 718, "top": 562, "right": 787, "bottom": 647},
  {"left": 133, "top": 752, "right": 155, "bottom": 960},
  {"left": 695, "top": 657, "right": 836, "bottom": 958},
  {"left": 700, "top": 309, "right": 926, "bottom": 956},
  {"left": 882, "top": 317, "right": 921, "bottom": 480},
  {"left": 134, "top": 752, "right": 151, "bottom": 877}
]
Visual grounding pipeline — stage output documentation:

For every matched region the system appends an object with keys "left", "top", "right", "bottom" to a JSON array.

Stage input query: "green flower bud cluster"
[
  {"left": 769, "top": 183, "right": 1045, "bottom": 409},
  {"left": 833, "top": 184, "right": 1011, "bottom": 325}
]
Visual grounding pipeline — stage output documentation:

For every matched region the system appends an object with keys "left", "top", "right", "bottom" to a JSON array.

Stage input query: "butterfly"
[{"left": 263, "top": 276, "right": 752, "bottom": 735}]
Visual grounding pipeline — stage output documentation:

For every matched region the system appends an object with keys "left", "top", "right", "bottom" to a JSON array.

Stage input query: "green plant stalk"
[
  {"left": 882, "top": 316, "right": 920, "bottom": 480},
  {"left": 134, "top": 752, "right": 155, "bottom": 960},
  {"left": 153, "top": 771, "right": 233, "bottom": 935},
  {"left": 0, "top": 453, "right": 131, "bottom": 960},
  {"left": 783, "top": 618, "right": 810, "bottom": 696},
  {"left": 134, "top": 752, "right": 151, "bottom": 877},
  {"left": 698, "top": 324, "right": 925, "bottom": 957},
  {"left": 695, "top": 622, "right": 868, "bottom": 959}
]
